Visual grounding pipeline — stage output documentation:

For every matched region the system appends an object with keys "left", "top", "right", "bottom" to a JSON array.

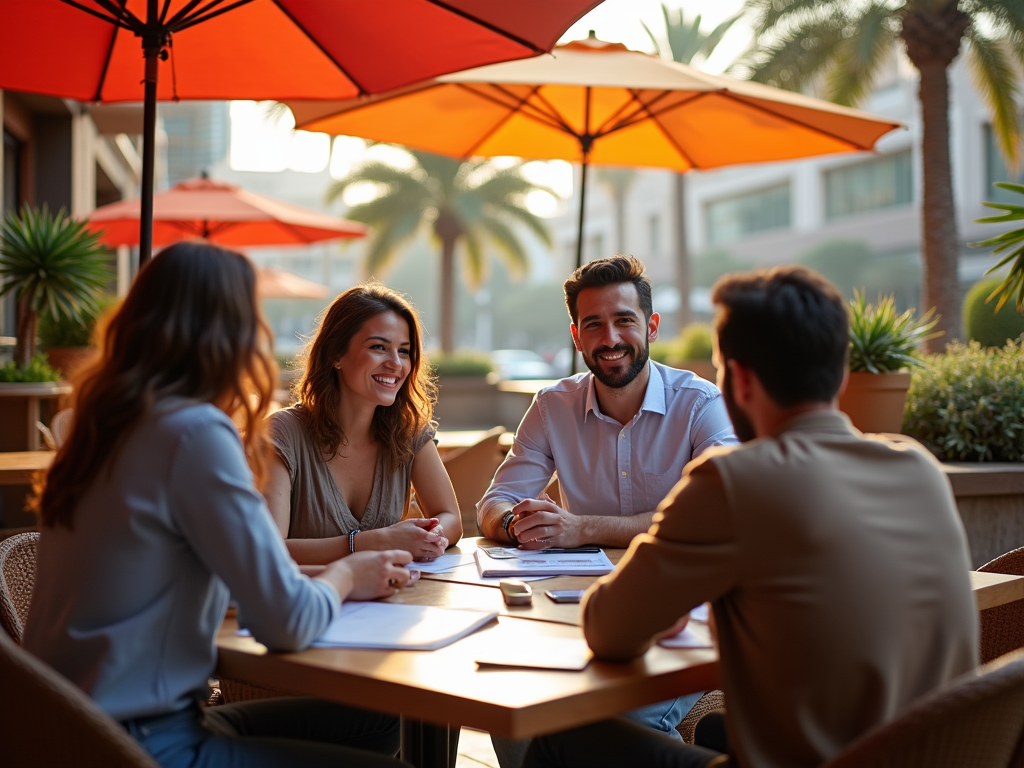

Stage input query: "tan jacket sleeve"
[{"left": 582, "top": 454, "right": 740, "bottom": 660}]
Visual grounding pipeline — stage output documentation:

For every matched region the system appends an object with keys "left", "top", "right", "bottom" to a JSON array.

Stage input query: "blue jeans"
[
  {"left": 491, "top": 692, "right": 702, "bottom": 768},
  {"left": 121, "top": 698, "right": 408, "bottom": 768}
]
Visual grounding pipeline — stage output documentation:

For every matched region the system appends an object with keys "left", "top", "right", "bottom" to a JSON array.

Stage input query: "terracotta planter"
[
  {"left": 838, "top": 371, "right": 912, "bottom": 434},
  {"left": 45, "top": 346, "right": 94, "bottom": 380}
]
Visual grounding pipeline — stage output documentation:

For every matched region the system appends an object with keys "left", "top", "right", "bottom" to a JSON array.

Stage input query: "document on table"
[
  {"left": 310, "top": 602, "right": 498, "bottom": 651},
  {"left": 658, "top": 605, "right": 714, "bottom": 649},
  {"left": 405, "top": 552, "right": 475, "bottom": 573},
  {"left": 475, "top": 548, "right": 614, "bottom": 578},
  {"left": 476, "top": 637, "right": 592, "bottom": 671}
]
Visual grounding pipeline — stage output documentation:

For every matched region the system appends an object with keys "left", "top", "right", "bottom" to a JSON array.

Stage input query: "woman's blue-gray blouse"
[{"left": 23, "top": 400, "right": 341, "bottom": 722}]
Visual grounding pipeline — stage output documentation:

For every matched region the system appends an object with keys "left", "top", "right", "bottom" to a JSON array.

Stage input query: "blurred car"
[{"left": 489, "top": 349, "right": 556, "bottom": 380}]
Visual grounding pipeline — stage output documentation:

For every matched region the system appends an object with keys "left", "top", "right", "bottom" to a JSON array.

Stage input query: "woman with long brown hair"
[
  {"left": 265, "top": 283, "right": 462, "bottom": 563},
  {"left": 24, "top": 242, "right": 413, "bottom": 768}
]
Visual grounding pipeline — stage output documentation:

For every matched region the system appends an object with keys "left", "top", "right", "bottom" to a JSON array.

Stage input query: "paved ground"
[{"left": 455, "top": 728, "right": 500, "bottom": 768}]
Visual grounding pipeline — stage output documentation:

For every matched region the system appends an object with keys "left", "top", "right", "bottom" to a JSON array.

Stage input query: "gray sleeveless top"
[{"left": 267, "top": 406, "right": 435, "bottom": 538}]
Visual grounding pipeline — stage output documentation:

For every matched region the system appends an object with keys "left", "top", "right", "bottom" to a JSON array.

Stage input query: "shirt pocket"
[{"left": 643, "top": 469, "right": 684, "bottom": 512}]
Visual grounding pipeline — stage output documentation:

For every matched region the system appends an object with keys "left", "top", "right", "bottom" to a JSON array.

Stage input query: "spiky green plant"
[
  {"left": 0, "top": 205, "right": 111, "bottom": 368},
  {"left": 327, "top": 149, "right": 553, "bottom": 353},
  {"left": 971, "top": 181, "right": 1024, "bottom": 312},
  {"left": 741, "top": 0, "right": 1024, "bottom": 350},
  {"left": 848, "top": 291, "right": 940, "bottom": 373}
]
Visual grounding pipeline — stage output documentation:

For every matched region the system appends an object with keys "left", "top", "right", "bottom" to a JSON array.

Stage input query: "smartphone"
[{"left": 545, "top": 589, "right": 585, "bottom": 604}]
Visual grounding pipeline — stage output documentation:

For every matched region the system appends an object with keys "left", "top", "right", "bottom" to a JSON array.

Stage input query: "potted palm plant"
[
  {"left": 0, "top": 204, "right": 110, "bottom": 449},
  {"left": 839, "top": 292, "right": 939, "bottom": 433}
]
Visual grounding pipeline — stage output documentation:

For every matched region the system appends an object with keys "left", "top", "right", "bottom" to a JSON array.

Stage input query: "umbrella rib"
[
  {"left": 597, "top": 89, "right": 703, "bottom": 137},
  {"left": 424, "top": 1, "right": 544, "bottom": 54},
  {"left": 165, "top": 0, "right": 207, "bottom": 27},
  {"left": 269, "top": 1, "right": 369, "bottom": 96},
  {"left": 89, "top": 0, "right": 143, "bottom": 28},
  {"left": 461, "top": 85, "right": 544, "bottom": 158},
  {"left": 527, "top": 89, "right": 582, "bottom": 137},
  {"left": 159, "top": 0, "right": 173, "bottom": 24},
  {"left": 618, "top": 89, "right": 700, "bottom": 169},
  {"left": 176, "top": 0, "right": 255, "bottom": 32},
  {"left": 719, "top": 93, "right": 872, "bottom": 150},
  {"left": 92, "top": 0, "right": 129, "bottom": 101},
  {"left": 455, "top": 84, "right": 567, "bottom": 133},
  {"left": 59, "top": 0, "right": 138, "bottom": 30},
  {"left": 591, "top": 89, "right": 674, "bottom": 138}
]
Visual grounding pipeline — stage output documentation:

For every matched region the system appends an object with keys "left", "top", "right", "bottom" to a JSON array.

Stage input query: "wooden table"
[
  {"left": 217, "top": 538, "right": 1024, "bottom": 768},
  {"left": 0, "top": 450, "right": 54, "bottom": 485},
  {"left": 435, "top": 430, "right": 514, "bottom": 456}
]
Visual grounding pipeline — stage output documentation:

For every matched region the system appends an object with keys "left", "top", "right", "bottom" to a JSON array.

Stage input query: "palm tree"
[
  {"left": 741, "top": 0, "right": 1024, "bottom": 351},
  {"left": 327, "top": 150, "right": 553, "bottom": 353},
  {"left": 644, "top": 5, "right": 741, "bottom": 327}
]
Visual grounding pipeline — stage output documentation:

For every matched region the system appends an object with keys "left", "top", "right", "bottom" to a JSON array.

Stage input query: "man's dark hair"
[
  {"left": 563, "top": 255, "right": 653, "bottom": 325},
  {"left": 712, "top": 266, "right": 848, "bottom": 407}
]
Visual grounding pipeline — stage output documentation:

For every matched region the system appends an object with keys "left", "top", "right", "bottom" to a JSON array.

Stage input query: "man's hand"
[{"left": 511, "top": 497, "right": 586, "bottom": 549}]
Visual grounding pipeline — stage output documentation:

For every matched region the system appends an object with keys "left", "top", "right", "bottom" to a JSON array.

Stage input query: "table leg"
[{"left": 400, "top": 718, "right": 460, "bottom": 768}]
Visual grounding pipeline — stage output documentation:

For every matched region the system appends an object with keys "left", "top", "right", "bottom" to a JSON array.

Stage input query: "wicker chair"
[
  {"left": 440, "top": 426, "right": 505, "bottom": 537},
  {"left": 0, "top": 628, "right": 159, "bottom": 767},
  {"left": 0, "top": 532, "right": 39, "bottom": 644},
  {"left": 677, "top": 690, "right": 725, "bottom": 744},
  {"left": 979, "top": 546, "right": 1024, "bottom": 664},
  {"left": 821, "top": 649, "right": 1024, "bottom": 768}
]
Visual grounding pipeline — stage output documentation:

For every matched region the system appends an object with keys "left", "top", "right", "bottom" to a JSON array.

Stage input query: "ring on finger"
[{"left": 388, "top": 577, "right": 399, "bottom": 588}]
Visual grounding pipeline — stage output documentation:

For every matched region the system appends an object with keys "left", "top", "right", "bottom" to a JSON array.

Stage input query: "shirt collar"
[
  {"left": 584, "top": 360, "right": 665, "bottom": 421},
  {"left": 769, "top": 409, "right": 856, "bottom": 439}
]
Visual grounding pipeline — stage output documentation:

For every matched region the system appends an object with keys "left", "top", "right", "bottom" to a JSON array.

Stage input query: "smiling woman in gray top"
[
  {"left": 264, "top": 283, "right": 462, "bottom": 564},
  {"left": 24, "top": 242, "right": 413, "bottom": 768}
]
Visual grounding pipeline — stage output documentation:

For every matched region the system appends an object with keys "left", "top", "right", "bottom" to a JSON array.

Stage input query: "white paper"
[
  {"left": 422, "top": 565, "right": 551, "bottom": 587},
  {"left": 476, "top": 637, "right": 592, "bottom": 671},
  {"left": 690, "top": 603, "right": 710, "bottom": 623},
  {"left": 658, "top": 620, "right": 714, "bottom": 649},
  {"left": 310, "top": 602, "right": 497, "bottom": 651},
  {"left": 475, "top": 548, "right": 614, "bottom": 578},
  {"left": 404, "top": 552, "right": 475, "bottom": 573}
]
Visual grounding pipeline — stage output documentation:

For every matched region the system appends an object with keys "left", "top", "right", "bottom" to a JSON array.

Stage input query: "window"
[
  {"left": 984, "top": 124, "right": 1024, "bottom": 205},
  {"left": 706, "top": 184, "right": 791, "bottom": 245},
  {"left": 825, "top": 150, "right": 913, "bottom": 220},
  {"left": 648, "top": 214, "right": 660, "bottom": 258}
]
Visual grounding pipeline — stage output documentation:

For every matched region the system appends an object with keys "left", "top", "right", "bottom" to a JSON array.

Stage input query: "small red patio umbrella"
[
  {"left": 0, "top": 0, "right": 601, "bottom": 263},
  {"left": 87, "top": 174, "right": 366, "bottom": 247},
  {"left": 256, "top": 266, "right": 330, "bottom": 301}
]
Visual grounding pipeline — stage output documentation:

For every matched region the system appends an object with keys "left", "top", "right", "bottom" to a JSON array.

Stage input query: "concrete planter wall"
[
  {"left": 434, "top": 376, "right": 503, "bottom": 430},
  {"left": 943, "top": 463, "right": 1024, "bottom": 568}
]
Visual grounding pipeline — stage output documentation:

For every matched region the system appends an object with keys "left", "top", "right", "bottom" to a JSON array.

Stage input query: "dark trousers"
[
  {"left": 122, "top": 697, "right": 409, "bottom": 768},
  {"left": 522, "top": 710, "right": 730, "bottom": 768}
]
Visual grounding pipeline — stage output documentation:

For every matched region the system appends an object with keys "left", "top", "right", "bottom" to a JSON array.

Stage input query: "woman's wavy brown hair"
[
  {"left": 296, "top": 282, "right": 435, "bottom": 470},
  {"left": 35, "top": 241, "right": 277, "bottom": 529}
]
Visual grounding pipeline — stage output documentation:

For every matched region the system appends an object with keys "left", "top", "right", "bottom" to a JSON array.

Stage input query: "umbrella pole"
[
  {"left": 569, "top": 151, "right": 590, "bottom": 375},
  {"left": 139, "top": 41, "right": 161, "bottom": 267}
]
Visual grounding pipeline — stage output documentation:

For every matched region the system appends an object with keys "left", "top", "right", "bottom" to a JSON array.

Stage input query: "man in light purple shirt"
[
  {"left": 478, "top": 255, "right": 737, "bottom": 550},
  {"left": 477, "top": 255, "right": 736, "bottom": 768}
]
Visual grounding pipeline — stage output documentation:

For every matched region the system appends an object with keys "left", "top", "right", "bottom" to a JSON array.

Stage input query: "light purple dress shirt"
[{"left": 478, "top": 361, "right": 738, "bottom": 520}]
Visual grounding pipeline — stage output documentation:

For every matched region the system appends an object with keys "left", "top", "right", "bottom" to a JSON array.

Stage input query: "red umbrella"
[
  {"left": 256, "top": 266, "right": 330, "bottom": 300},
  {"left": 87, "top": 174, "right": 366, "bottom": 247},
  {"left": 0, "top": 0, "right": 601, "bottom": 263}
]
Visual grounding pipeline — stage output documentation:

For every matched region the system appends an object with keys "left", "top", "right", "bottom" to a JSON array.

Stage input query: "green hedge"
[
  {"left": 903, "top": 340, "right": 1024, "bottom": 462},
  {"left": 0, "top": 354, "right": 60, "bottom": 382},
  {"left": 650, "top": 323, "right": 714, "bottom": 366},
  {"left": 964, "top": 277, "right": 1024, "bottom": 348},
  {"left": 430, "top": 352, "right": 493, "bottom": 377},
  {"left": 38, "top": 294, "right": 118, "bottom": 348}
]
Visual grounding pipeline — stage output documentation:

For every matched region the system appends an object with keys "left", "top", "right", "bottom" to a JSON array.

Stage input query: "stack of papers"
[
  {"left": 476, "top": 637, "right": 592, "bottom": 671},
  {"left": 475, "top": 547, "right": 614, "bottom": 578},
  {"left": 311, "top": 602, "right": 497, "bottom": 651},
  {"left": 658, "top": 604, "right": 714, "bottom": 649}
]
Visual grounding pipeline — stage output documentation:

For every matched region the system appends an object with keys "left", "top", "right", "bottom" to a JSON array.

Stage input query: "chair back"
[
  {"left": 0, "top": 628, "right": 159, "bottom": 767},
  {"left": 441, "top": 427, "right": 505, "bottom": 536},
  {"left": 50, "top": 408, "right": 73, "bottom": 449},
  {"left": 0, "top": 532, "right": 40, "bottom": 644},
  {"left": 822, "top": 649, "right": 1024, "bottom": 768},
  {"left": 979, "top": 546, "right": 1024, "bottom": 664}
]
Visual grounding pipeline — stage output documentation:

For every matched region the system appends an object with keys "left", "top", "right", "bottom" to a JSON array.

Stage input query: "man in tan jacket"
[{"left": 523, "top": 267, "right": 979, "bottom": 768}]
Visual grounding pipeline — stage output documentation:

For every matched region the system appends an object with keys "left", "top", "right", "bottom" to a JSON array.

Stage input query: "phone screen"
[{"left": 545, "top": 589, "right": 585, "bottom": 603}]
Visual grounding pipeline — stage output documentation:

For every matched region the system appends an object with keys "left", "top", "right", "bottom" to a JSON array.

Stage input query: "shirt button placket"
[{"left": 618, "top": 428, "right": 631, "bottom": 514}]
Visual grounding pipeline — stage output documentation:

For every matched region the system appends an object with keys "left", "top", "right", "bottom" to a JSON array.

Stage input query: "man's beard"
[
  {"left": 582, "top": 340, "right": 649, "bottom": 389},
  {"left": 721, "top": 364, "right": 757, "bottom": 443}
]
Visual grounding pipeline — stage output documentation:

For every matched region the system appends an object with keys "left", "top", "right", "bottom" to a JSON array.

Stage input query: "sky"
[{"left": 227, "top": 0, "right": 750, "bottom": 213}]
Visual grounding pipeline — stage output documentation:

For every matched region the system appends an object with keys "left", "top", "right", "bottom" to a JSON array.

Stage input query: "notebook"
[
  {"left": 310, "top": 602, "right": 497, "bottom": 651},
  {"left": 475, "top": 547, "right": 614, "bottom": 578},
  {"left": 475, "top": 637, "right": 592, "bottom": 671}
]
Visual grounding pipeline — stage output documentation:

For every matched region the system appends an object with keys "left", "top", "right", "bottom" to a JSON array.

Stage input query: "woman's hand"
[
  {"left": 318, "top": 549, "right": 416, "bottom": 601},
  {"left": 361, "top": 518, "right": 446, "bottom": 561}
]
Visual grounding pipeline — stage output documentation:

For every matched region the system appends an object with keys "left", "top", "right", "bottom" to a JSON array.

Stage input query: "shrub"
[
  {"left": 963, "top": 277, "right": 1024, "bottom": 348},
  {"left": 0, "top": 354, "right": 60, "bottom": 383},
  {"left": 848, "top": 292, "right": 938, "bottom": 373},
  {"left": 903, "top": 340, "right": 1024, "bottom": 462},
  {"left": 430, "top": 351, "right": 493, "bottom": 377},
  {"left": 38, "top": 293, "right": 118, "bottom": 348},
  {"left": 650, "top": 323, "right": 714, "bottom": 366}
]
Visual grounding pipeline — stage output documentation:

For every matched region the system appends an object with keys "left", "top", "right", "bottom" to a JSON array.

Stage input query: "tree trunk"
[
  {"left": 14, "top": 296, "right": 37, "bottom": 369},
  {"left": 673, "top": 172, "right": 692, "bottom": 329},
  {"left": 439, "top": 235, "right": 457, "bottom": 354},
  {"left": 902, "top": 3, "right": 969, "bottom": 352}
]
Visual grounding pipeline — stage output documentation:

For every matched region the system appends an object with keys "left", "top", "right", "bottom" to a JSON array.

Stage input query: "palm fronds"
[{"left": 971, "top": 181, "right": 1024, "bottom": 311}]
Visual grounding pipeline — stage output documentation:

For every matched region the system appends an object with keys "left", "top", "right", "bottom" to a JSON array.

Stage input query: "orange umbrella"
[
  {"left": 0, "top": 0, "right": 601, "bottom": 264},
  {"left": 290, "top": 34, "right": 903, "bottom": 271},
  {"left": 256, "top": 266, "right": 330, "bottom": 300},
  {"left": 87, "top": 175, "right": 366, "bottom": 247}
]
